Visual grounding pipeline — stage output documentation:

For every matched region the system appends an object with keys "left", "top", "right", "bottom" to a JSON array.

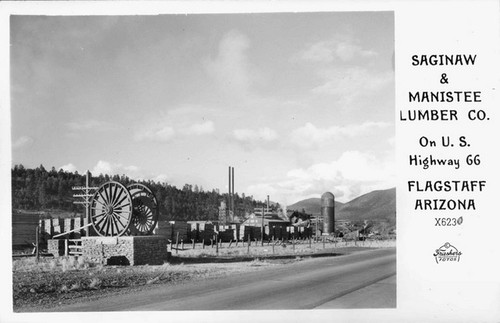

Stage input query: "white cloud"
[
  {"left": 204, "top": 30, "right": 253, "bottom": 95},
  {"left": 292, "top": 38, "right": 393, "bottom": 109},
  {"left": 246, "top": 150, "right": 395, "bottom": 204},
  {"left": 59, "top": 163, "right": 77, "bottom": 173},
  {"left": 134, "top": 126, "right": 175, "bottom": 142},
  {"left": 12, "top": 136, "right": 33, "bottom": 149},
  {"left": 88, "top": 160, "right": 171, "bottom": 184},
  {"left": 233, "top": 127, "right": 278, "bottom": 143},
  {"left": 180, "top": 120, "right": 215, "bottom": 136},
  {"left": 312, "top": 67, "right": 393, "bottom": 100},
  {"left": 152, "top": 174, "right": 169, "bottom": 183},
  {"left": 134, "top": 119, "right": 215, "bottom": 142},
  {"left": 91, "top": 160, "right": 141, "bottom": 177},
  {"left": 290, "top": 121, "right": 390, "bottom": 148},
  {"left": 295, "top": 39, "right": 377, "bottom": 63}
]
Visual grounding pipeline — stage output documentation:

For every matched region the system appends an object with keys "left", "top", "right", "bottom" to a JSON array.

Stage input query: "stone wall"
[
  {"left": 133, "top": 236, "right": 169, "bottom": 265},
  {"left": 81, "top": 236, "right": 168, "bottom": 266},
  {"left": 47, "top": 239, "right": 65, "bottom": 256}
]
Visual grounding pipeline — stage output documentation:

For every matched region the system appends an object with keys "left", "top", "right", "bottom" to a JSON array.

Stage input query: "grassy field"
[
  {"left": 13, "top": 254, "right": 301, "bottom": 311},
  {"left": 13, "top": 238, "right": 395, "bottom": 312}
]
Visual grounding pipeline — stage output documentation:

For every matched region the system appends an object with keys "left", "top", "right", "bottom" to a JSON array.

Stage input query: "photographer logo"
[{"left": 433, "top": 242, "right": 462, "bottom": 264}]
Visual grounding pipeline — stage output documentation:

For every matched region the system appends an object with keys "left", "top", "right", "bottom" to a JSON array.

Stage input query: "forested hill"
[{"left": 11, "top": 164, "right": 264, "bottom": 221}]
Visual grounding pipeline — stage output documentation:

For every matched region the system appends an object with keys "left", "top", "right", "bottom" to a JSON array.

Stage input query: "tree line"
[{"left": 11, "top": 164, "right": 268, "bottom": 221}]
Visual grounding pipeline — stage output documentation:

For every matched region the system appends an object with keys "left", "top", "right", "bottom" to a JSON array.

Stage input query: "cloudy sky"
[{"left": 10, "top": 12, "right": 394, "bottom": 204}]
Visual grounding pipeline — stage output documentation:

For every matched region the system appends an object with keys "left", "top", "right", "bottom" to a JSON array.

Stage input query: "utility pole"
[
  {"left": 261, "top": 206, "right": 265, "bottom": 246},
  {"left": 315, "top": 214, "right": 318, "bottom": 241},
  {"left": 72, "top": 170, "right": 98, "bottom": 237},
  {"left": 228, "top": 166, "right": 235, "bottom": 222}
]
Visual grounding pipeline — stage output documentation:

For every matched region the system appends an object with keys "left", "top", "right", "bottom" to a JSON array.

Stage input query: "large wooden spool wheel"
[
  {"left": 90, "top": 181, "right": 133, "bottom": 237},
  {"left": 127, "top": 183, "right": 159, "bottom": 236}
]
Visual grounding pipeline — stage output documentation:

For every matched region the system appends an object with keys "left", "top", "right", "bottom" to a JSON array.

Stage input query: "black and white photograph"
[
  {"left": 9, "top": 11, "right": 395, "bottom": 312},
  {"left": 2, "top": 1, "right": 500, "bottom": 322}
]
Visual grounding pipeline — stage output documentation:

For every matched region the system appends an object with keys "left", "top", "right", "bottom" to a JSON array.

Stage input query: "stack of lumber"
[
  {"left": 287, "top": 226, "right": 298, "bottom": 240},
  {"left": 82, "top": 218, "right": 97, "bottom": 236},
  {"left": 296, "top": 226, "right": 312, "bottom": 238},
  {"left": 264, "top": 226, "right": 270, "bottom": 238},
  {"left": 217, "top": 226, "right": 234, "bottom": 242},
  {"left": 41, "top": 219, "right": 52, "bottom": 236},
  {"left": 187, "top": 222, "right": 200, "bottom": 241},
  {"left": 239, "top": 225, "right": 253, "bottom": 241},
  {"left": 12, "top": 214, "right": 39, "bottom": 248},
  {"left": 251, "top": 227, "right": 262, "bottom": 241},
  {"left": 303, "top": 227, "right": 312, "bottom": 238},
  {"left": 51, "top": 218, "right": 64, "bottom": 235},
  {"left": 271, "top": 226, "right": 284, "bottom": 240},
  {"left": 230, "top": 224, "right": 240, "bottom": 241},
  {"left": 155, "top": 220, "right": 173, "bottom": 239},
  {"left": 66, "top": 217, "right": 83, "bottom": 238},
  {"left": 72, "top": 217, "right": 82, "bottom": 237},
  {"left": 63, "top": 218, "right": 74, "bottom": 237},
  {"left": 170, "top": 221, "right": 189, "bottom": 241},
  {"left": 200, "top": 230, "right": 216, "bottom": 242},
  {"left": 155, "top": 221, "right": 191, "bottom": 241},
  {"left": 199, "top": 222, "right": 215, "bottom": 241}
]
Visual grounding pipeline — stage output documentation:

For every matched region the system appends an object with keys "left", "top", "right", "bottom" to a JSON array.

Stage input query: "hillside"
[
  {"left": 337, "top": 188, "right": 395, "bottom": 223},
  {"left": 288, "top": 188, "right": 396, "bottom": 224},
  {"left": 11, "top": 164, "right": 267, "bottom": 222},
  {"left": 288, "top": 198, "right": 344, "bottom": 215}
]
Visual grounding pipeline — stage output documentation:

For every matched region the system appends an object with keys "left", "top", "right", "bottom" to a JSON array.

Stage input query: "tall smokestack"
[
  {"left": 228, "top": 166, "right": 231, "bottom": 220},
  {"left": 232, "top": 166, "right": 235, "bottom": 217},
  {"left": 267, "top": 195, "right": 270, "bottom": 213}
]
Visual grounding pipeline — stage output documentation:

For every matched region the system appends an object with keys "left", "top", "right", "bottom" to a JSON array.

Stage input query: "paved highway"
[{"left": 57, "top": 248, "right": 396, "bottom": 311}]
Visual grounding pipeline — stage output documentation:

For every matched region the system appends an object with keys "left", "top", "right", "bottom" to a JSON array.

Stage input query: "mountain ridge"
[{"left": 288, "top": 187, "right": 396, "bottom": 224}]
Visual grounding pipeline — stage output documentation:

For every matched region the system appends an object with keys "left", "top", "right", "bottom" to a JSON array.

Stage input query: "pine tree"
[{"left": 37, "top": 181, "right": 47, "bottom": 209}]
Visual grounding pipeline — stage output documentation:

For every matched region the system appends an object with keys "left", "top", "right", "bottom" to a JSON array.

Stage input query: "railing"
[{"left": 66, "top": 239, "right": 83, "bottom": 256}]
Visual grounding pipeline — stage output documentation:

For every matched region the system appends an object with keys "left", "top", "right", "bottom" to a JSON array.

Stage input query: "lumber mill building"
[{"left": 241, "top": 211, "right": 288, "bottom": 230}]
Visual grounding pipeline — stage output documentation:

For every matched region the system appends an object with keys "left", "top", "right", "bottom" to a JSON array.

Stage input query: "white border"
[{"left": 2, "top": 1, "right": 499, "bottom": 322}]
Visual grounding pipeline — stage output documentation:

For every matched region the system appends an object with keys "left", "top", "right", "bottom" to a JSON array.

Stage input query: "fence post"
[
  {"left": 64, "top": 239, "right": 68, "bottom": 256},
  {"left": 192, "top": 239, "right": 195, "bottom": 249},
  {"left": 175, "top": 232, "right": 179, "bottom": 254},
  {"left": 247, "top": 234, "right": 250, "bottom": 254},
  {"left": 35, "top": 226, "right": 40, "bottom": 262},
  {"left": 216, "top": 236, "right": 219, "bottom": 256}
]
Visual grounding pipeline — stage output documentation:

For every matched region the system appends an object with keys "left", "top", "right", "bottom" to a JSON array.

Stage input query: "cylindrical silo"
[{"left": 321, "top": 192, "right": 335, "bottom": 234}]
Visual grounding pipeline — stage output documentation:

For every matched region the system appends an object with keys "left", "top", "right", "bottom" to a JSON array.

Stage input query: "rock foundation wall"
[
  {"left": 81, "top": 236, "right": 168, "bottom": 266},
  {"left": 47, "top": 239, "right": 65, "bottom": 256}
]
